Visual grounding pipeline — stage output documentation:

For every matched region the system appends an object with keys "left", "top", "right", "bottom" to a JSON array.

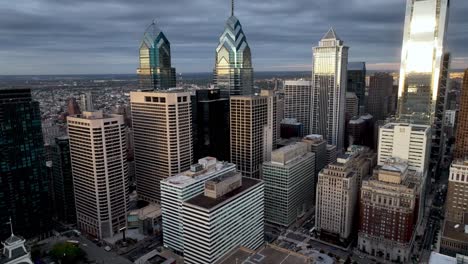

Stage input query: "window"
[{"left": 145, "top": 96, "right": 151, "bottom": 102}]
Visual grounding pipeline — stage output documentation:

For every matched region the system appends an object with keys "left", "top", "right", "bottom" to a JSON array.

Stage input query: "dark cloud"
[{"left": 0, "top": 0, "right": 466, "bottom": 74}]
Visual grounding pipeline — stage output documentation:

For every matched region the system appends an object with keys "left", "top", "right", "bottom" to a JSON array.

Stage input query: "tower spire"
[
  {"left": 231, "top": 0, "right": 234, "bottom": 16},
  {"left": 7, "top": 217, "right": 13, "bottom": 236}
]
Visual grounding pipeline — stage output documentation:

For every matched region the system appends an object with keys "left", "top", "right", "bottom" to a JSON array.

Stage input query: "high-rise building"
[
  {"left": 160, "top": 157, "right": 236, "bottom": 253},
  {"left": 283, "top": 80, "right": 312, "bottom": 135},
  {"left": 213, "top": 2, "right": 253, "bottom": 97},
  {"left": 80, "top": 92, "right": 94, "bottom": 112},
  {"left": 230, "top": 96, "right": 268, "bottom": 179},
  {"left": 345, "top": 92, "right": 359, "bottom": 121},
  {"left": 302, "top": 134, "right": 328, "bottom": 184},
  {"left": 261, "top": 90, "right": 281, "bottom": 154},
  {"left": 66, "top": 97, "right": 81, "bottom": 116},
  {"left": 137, "top": 21, "right": 176, "bottom": 90},
  {"left": 366, "top": 72, "right": 394, "bottom": 121},
  {"left": 454, "top": 70, "right": 468, "bottom": 160},
  {"left": 348, "top": 114, "right": 375, "bottom": 149},
  {"left": 347, "top": 62, "right": 366, "bottom": 110},
  {"left": 131, "top": 91, "right": 193, "bottom": 203},
  {"left": 311, "top": 28, "right": 348, "bottom": 151},
  {"left": 0, "top": 89, "right": 51, "bottom": 239},
  {"left": 67, "top": 111, "right": 128, "bottom": 238},
  {"left": 51, "top": 136, "right": 76, "bottom": 224},
  {"left": 378, "top": 123, "right": 431, "bottom": 174},
  {"left": 191, "top": 89, "right": 230, "bottom": 162},
  {"left": 263, "top": 142, "right": 315, "bottom": 227},
  {"left": 182, "top": 173, "right": 264, "bottom": 264},
  {"left": 358, "top": 158, "right": 421, "bottom": 263},
  {"left": 280, "top": 118, "right": 304, "bottom": 139}
]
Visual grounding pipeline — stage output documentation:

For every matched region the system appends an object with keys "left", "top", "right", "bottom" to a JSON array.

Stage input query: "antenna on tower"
[
  {"left": 6, "top": 217, "right": 13, "bottom": 236},
  {"left": 231, "top": 0, "right": 234, "bottom": 16}
]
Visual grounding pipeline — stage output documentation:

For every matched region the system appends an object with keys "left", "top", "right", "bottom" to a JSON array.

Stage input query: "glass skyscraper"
[
  {"left": 137, "top": 21, "right": 176, "bottom": 90},
  {"left": 398, "top": 0, "right": 449, "bottom": 123},
  {"left": 311, "top": 28, "right": 348, "bottom": 152},
  {"left": 213, "top": 2, "right": 253, "bottom": 98},
  {"left": 0, "top": 89, "right": 51, "bottom": 238}
]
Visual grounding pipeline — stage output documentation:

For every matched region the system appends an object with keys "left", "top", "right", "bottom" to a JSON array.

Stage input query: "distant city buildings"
[
  {"left": 454, "top": 70, "right": 468, "bottom": 160},
  {"left": 66, "top": 97, "right": 81, "bottom": 116},
  {"left": 131, "top": 91, "right": 193, "bottom": 203},
  {"left": 347, "top": 62, "right": 366, "bottom": 111},
  {"left": 0, "top": 89, "right": 51, "bottom": 239},
  {"left": 67, "top": 111, "right": 128, "bottom": 238},
  {"left": 263, "top": 142, "right": 315, "bottom": 227},
  {"left": 311, "top": 28, "right": 348, "bottom": 151},
  {"left": 80, "top": 91, "right": 94, "bottom": 112},
  {"left": 283, "top": 80, "right": 312, "bottom": 135},
  {"left": 160, "top": 157, "right": 236, "bottom": 253},
  {"left": 213, "top": 3, "right": 253, "bottom": 97},
  {"left": 137, "top": 21, "right": 176, "bottom": 90},
  {"left": 182, "top": 173, "right": 264, "bottom": 264},
  {"left": 358, "top": 158, "right": 421, "bottom": 263}
]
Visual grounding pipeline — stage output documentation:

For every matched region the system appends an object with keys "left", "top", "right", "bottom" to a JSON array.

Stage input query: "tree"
[{"left": 49, "top": 242, "right": 86, "bottom": 264}]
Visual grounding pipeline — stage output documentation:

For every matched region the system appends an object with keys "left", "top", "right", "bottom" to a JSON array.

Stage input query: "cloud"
[{"left": 0, "top": 0, "right": 466, "bottom": 74}]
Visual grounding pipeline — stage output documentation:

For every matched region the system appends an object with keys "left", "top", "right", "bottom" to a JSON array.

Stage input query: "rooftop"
[
  {"left": 217, "top": 245, "right": 310, "bottom": 264},
  {"left": 382, "top": 122, "right": 430, "bottom": 132},
  {"left": 442, "top": 214, "right": 468, "bottom": 242},
  {"left": 184, "top": 177, "right": 261, "bottom": 210},
  {"left": 348, "top": 61, "right": 366, "bottom": 71},
  {"left": 429, "top": 252, "right": 456, "bottom": 264}
]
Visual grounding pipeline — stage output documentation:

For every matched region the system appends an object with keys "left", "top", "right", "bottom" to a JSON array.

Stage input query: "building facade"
[
  {"left": 131, "top": 91, "right": 193, "bottom": 203},
  {"left": 358, "top": 159, "right": 420, "bottom": 263},
  {"left": 80, "top": 92, "right": 94, "bottom": 112},
  {"left": 67, "top": 111, "right": 128, "bottom": 238},
  {"left": 445, "top": 160, "right": 468, "bottom": 223},
  {"left": 213, "top": 3, "right": 253, "bottom": 97},
  {"left": 311, "top": 28, "right": 348, "bottom": 151},
  {"left": 283, "top": 80, "right": 312, "bottom": 135},
  {"left": 191, "top": 89, "right": 230, "bottom": 162},
  {"left": 366, "top": 72, "right": 394, "bottom": 121},
  {"left": 347, "top": 62, "right": 366, "bottom": 110},
  {"left": 182, "top": 174, "right": 264, "bottom": 264},
  {"left": 137, "top": 21, "right": 176, "bottom": 90},
  {"left": 0, "top": 89, "right": 51, "bottom": 239},
  {"left": 230, "top": 96, "right": 268, "bottom": 179},
  {"left": 263, "top": 143, "right": 315, "bottom": 227},
  {"left": 454, "top": 70, "right": 468, "bottom": 160},
  {"left": 160, "top": 157, "right": 236, "bottom": 253}
]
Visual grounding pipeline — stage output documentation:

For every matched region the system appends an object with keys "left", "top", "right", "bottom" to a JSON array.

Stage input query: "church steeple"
[{"left": 1, "top": 218, "right": 33, "bottom": 264}]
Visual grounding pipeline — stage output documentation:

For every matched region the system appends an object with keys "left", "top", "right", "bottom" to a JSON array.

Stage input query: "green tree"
[{"left": 50, "top": 242, "right": 86, "bottom": 264}]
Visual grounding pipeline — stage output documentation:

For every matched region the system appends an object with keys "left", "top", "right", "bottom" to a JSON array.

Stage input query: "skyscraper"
[
  {"left": 213, "top": 1, "right": 253, "bottom": 97},
  {"left": 366, "top": 72, "right": 394, "bottom": 121},
  {"left": 67, "top": 111, "right": 128, "bottom": 238},
  {"left": 311, "top": 28, "right": 348, "bottom": 151},
  {"left": 191, "top": 89, "right": 230, "bottom": 162},
  {"left": 347, "top": 62, "right": 366, "bottom": 110},
  {"left": 230, "top": 96, "right": 268, "bottom": 179},
  {"left": 0, "top": 89, "right": 51, "bottom": 239},
  {"left": 80, "top": 92, "right": 94, "bottom": 112},
  {"left": 131, "top": 91, "right": 193, "bottom": 203},
  {"left": 66, "top": 97, "right": 81, "bottom": 116},
  {"left": 283, "top": 80, "right": 312, "bottom": 135},
  {"left": 454, "top": 69, "right": 468, "bottom": 160},
  {"left": 398, "top": 0, "right": 449, "bottom": 123},
  {"left": 137, "top": 21, "right": 176, "bottom": 90}
]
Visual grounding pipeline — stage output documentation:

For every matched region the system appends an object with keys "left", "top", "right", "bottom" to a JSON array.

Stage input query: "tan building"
[
  {"left": 230, "top": 96, "right": 269, "bottom": 179},
  {"left": 130, "top": 90, "right": 193, "bottom": 203},
  {"left": 454, "top": 69, "right": 468, "bottom": 160},
  {"left": 260, "top": 90, "right": 282, "bottom": 155},
  {"left": 283, "top": 80, "right": 312, "bottom": 135},
  {"left": 358, "top": 158, "right": 421, "bottom": 263},
  {"left": 67, "top": 111, "right": 129, "bottom": 238}
]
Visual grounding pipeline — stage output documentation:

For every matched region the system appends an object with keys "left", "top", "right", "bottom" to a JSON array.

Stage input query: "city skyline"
[{"left": 1, "top": 0, "right": 467, "bottom": 75}]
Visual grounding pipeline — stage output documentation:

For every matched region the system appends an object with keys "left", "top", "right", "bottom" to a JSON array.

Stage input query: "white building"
[
  {"left": 283, "top": 80, "right": 312, "bottom": 135},
  {"left": 160, "top": 157, "right": 236, "bottom": 253},
  {"left": 80, "top": 91, "right": 94, "bottom": 112},
  {"left": 311, "top": 28, "right": 348, "bottom": 152},
  {"left": 378, "top": 122, "right": 431, "bottom": 174},
  {"left": 182, "top": 173, "right": 264, "bottom": 264},
  {"left": 130, "top": 90, "right": 193, "bottom": 203},
  {"left": 445, "top": 110, "right": 457, "bottom": 128},
  {"left": 67, "top": 111, "right": 128, "bottom": 238},
  {"left": 262, "top": 142, "right": 315, "bottom": 226}
]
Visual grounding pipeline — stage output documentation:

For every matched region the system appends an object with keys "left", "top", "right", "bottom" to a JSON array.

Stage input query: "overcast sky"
[{"left": 0, "top": 0, "right": 467, "bottom": 75}]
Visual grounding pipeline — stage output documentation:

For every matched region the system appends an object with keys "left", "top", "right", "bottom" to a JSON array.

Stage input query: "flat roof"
[
  {"left": 442, "top": 219, "right": 468, "bottom": 242},
  {"left": 429, "top": 252, "right": 456, "bottom": 264},
  {"left": 218, "top": 246, "right": 309, "bottom": 264},
  {"left": 184, "top": 177, "right": 261, "bottom": 210},
  {"left": 382, "top": 122, "right": 430, "bottom": 132},
  {"left": 162, "top": 162, "right": 235, "bottom": 188}
]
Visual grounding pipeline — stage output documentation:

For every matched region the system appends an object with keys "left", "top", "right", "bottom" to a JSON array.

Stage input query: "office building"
[
  {"left": 280, "top": 118, "right": 304, "bottom": 139},
  {"left": 302, "top": 134, "right": 328, "bottom": 187},
  {"left": 358, "top": 158, "right": 421, "bottom": 263},
  {"left": 311, "top": 28, "right": 348, "bottom": 151},
  {"left": 137, "top": 21, "right": 176, "bottom": 90},
  {"left": 213, "top": 2, "right": 253, "bottom": 97},
  {"left": 67, "top": 111, "right": 128, "bottom": 238},
  {"left": 0, "top": 89, "right": 51, "bottom": 239},
  {"left": 326, "top": 144, "right": 337, "bottom": 165},
  {"left": 347, "top": 62, "right": 366, "bottom": 110},
  {"left": 51, "top": 136, "right": 76, "bottom": 224},
  {"left": 66, "top": 97, "right": 81, "bottom": 116},
  {"left": 454, "top": 70, "right": 468, "bottom": 160},
  {"left": 440, "top": 213, "right": 468, "bottom": 257},
  {"left": 445, "top": 160, "right": 468, "bottom": 223},
  {"left": 315, "top": 153, "right": 359, "bottom": 244},
  {"left": 131, "top": 90, "right": 193, "bottom": 203},
  {"left": 80, "top": 92, "right": 94, "bottom": 112},
  {"left": 160, "top": 157, "right": 236, "bottom": 253},
  {"left": 346, "top": 92, "right": 359, "bottom": 121},
  {"left": 261, "top": 90, "right": 281, "bottom": 154},
  {"left": 445, "top": 110, "right": 457, "bottom": 129},
  {"left": 230, "top": 96, "right": 268, "bottom": 179},
  {"left": 283, "top": 80, "right": 312, "bottom": 135},
  {"left": 263, "top": 142, "right": 315, "bottom": 227},
  {"left": 191, "top": 89, "right": 230, "bottom": 162},
  {"left": 378, "top": 123, "right": 431, "bottom": 174},
  {"left": 348, "top": 114, "right": 374, "bottom": 149},
  {"left": 366, "top": 72, "right": 394, "bottom": 121},
  {"left": 182, "top": 173, "right": 264, "bottom": 264}
]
